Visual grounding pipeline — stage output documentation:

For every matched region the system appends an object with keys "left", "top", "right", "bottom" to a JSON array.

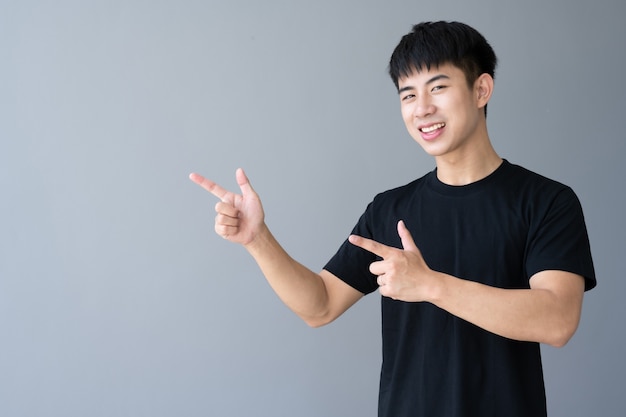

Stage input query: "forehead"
[{"left": 397, "top": 63, "right": 465, "bottom": 89}]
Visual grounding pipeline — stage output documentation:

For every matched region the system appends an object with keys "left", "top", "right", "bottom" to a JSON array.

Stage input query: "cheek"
[{"left": 400, "top": 106, "right": 413, "bottom": 125}]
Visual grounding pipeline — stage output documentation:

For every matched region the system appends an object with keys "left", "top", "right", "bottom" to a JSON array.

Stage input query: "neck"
[{"left": 435, "top": 142, "right": 502, "bottom": 186}]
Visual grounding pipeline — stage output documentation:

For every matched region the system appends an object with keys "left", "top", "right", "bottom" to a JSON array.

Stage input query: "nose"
[{"left": 414, "top": 94, "right": 435, "bottom": 119}]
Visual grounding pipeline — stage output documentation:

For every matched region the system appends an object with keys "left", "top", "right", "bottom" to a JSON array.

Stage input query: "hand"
[
  {"left": 348, "top": 220, "right": 436, "bottom": 301},
  {"left": 189, "top": 168, "right": 265, "bottom": 246}
]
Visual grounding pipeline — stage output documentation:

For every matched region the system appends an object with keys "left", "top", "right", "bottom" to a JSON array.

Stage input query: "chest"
[{"left": 374, "top": 192, "right": 530, "bottom": 287}]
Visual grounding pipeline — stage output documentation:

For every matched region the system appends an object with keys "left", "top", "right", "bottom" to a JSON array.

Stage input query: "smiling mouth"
[{"left": 419, "top": 123, "right": 446, "bottom": 133}]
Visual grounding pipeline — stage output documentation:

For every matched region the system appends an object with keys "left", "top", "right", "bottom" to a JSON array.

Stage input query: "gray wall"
[{"left": 1, "top": 0, "right": 624, "bottom": 416}]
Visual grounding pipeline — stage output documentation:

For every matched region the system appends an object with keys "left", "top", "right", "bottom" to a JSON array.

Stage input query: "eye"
[
  {"left": 431, "top": 85, "right": 447, "bottom": 92},
  {"left": 401, "top": 94, "right": 415, "bottom": 101}
]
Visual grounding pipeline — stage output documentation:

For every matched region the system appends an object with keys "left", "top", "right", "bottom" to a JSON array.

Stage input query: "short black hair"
[{"left": 389, "top": 21, "right": 498, "bottom": 90}]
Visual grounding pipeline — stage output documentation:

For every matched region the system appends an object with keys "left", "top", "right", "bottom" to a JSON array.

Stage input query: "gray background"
[{"left": 1, "top": 0, "right": 624, "bottom": 416}]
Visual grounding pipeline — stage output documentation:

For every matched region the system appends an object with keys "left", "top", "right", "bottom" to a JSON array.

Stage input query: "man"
[{"left": 190, "top": 21, "right": 596, "bottom": 417}]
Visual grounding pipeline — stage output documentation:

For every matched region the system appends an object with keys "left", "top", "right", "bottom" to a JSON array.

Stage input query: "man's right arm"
[
  {"left": 189, "top": 169, "right": 362, "bottom": 327},
  {"left": 245, "top": 224, "right": 362, "bottom": 327}
]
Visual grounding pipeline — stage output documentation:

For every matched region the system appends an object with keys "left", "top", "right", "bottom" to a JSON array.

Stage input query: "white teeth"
[{"left": 420, "top": 123, "right": 445, "bottom": 133}]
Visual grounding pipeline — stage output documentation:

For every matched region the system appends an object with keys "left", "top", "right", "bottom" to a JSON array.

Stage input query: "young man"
[{"left": 190, "top": 21, "right": 596, "bottom": 417}]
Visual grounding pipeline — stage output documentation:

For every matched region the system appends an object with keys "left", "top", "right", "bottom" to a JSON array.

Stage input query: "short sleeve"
[
  {"left": 525, "top": 187, "right": 596, "bottom": 291},
  {"left": 324, "top": 203, "right": 380, "bottom": 295}
]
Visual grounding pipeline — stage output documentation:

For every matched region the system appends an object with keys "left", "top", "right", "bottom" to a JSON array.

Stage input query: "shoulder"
[
  {"left": 372, "top": 170, "right": 433, "bottom": 204},
  {"left": 499, "top": 161, "right": 578, "bottom": 204},
  {"left": 503, "top": 161, "right": 571, "bottom": 190},
  {"left": 355, "top": 171, "right": 433, "bottom": 241},
  {"left": 504, "top": 163, "right": 589, "bottom": 251}
]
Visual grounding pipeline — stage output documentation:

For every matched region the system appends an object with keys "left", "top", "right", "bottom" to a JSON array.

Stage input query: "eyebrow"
[{"left": 397, "top": 74, "right": 451, "bottom": 94}]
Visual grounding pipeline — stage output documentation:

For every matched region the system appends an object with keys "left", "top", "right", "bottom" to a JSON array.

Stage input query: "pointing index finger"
[
  {"left": 189, "top": 173, "right": 230, "bottom": 201},
  {"left": 348, "top": 234, "right": 393, "bottom": 259}
]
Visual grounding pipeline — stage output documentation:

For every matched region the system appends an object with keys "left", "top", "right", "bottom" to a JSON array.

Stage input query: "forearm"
[
  {"left": 244, "top": 224, "right": 333, "bottom": 325},
  {"left": 429, "top": 271, "right": 585, "bottom": 347}
]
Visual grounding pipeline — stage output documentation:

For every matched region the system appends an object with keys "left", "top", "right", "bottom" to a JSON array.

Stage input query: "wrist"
[
  {"left": 243, "top": 223, "right": 273, "bottom": 255},
  {"left": 425, "top": 271, "right": 449, "bottom": 305}
]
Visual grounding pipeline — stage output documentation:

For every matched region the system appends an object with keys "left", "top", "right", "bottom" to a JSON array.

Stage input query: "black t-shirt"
[{"left": 324, "top": 160, "right": 596, "bottom": 417}]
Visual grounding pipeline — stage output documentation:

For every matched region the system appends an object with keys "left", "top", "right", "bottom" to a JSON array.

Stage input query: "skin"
[
  {"left": 189, "top": 63, "right": 585, "bottom": 347},
  {"left": 189, "top": 169, "right": 362, "bottom": 328}
]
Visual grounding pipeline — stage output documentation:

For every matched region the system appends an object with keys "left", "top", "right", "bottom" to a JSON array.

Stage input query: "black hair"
[{"left": 389, "top": 21, "right": 498, "bottom": 91}]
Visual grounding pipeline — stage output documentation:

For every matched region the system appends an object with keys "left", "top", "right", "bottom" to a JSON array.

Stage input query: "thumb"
[
  {"left": 235, "top": 168, "right": 257, "bottom": 197},
  {"left": 397, "top": 220, "right": 418, "bottom": 252}
]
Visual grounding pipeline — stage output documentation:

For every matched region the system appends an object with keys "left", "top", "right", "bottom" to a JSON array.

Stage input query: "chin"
[{"left": 415, "top": 141, "right": 449, "bottom": 157}]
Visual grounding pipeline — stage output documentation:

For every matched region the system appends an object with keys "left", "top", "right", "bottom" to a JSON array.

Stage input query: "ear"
[{"left": 474, "top": 73, "right": 494, "bottom": 109}]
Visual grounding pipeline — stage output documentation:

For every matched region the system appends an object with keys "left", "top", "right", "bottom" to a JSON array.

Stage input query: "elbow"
[
  {"left": 543, "top": 321, "right": 580, "bottom": 348},
  {"left": 545, "top": 335, "right": 571, "bottom": 349},
  {"left": 304, "top": 319, "right": 326, "bottom": 329},
  {"left": 301, "top": 308, "right": 337, "bottom": 328},
  {"left": 303, "top": 314, "right": 333, "bottom": 328}
]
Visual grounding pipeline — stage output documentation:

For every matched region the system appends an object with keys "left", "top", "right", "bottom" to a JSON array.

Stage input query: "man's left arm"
[
  {"left": 430, "top": 269, "right": 584, "bottom": 347},
  {"left": 349, "top": 220, "right": 586, "bottom": 347}
]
